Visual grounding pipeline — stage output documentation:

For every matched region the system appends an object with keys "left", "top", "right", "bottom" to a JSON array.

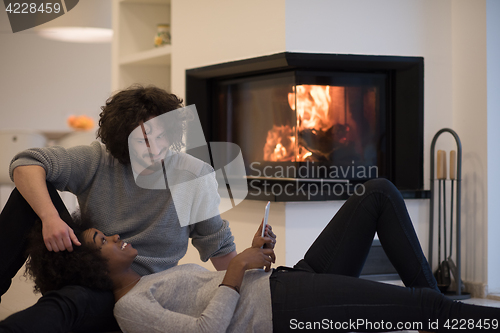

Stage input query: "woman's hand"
[
  {"left": 235, "top": 247, "right": 275, "bottom": 272},
  {"left": 221, "top": 246, "right": 275, "bottom": 292},
  {"left": 221, "top": 236, "right": 276, "bottom": 293},
  {"left": 252, "top": 219, "right": 277, "bottom": 250}
]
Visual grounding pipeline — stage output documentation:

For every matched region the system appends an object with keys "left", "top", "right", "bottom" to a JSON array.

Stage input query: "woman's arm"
[
  {"left": 220, "top": 236, "right": 275, "bottom": 292},
  {"left": 210, "top": 250, "right": 237, "bottom": 271}
]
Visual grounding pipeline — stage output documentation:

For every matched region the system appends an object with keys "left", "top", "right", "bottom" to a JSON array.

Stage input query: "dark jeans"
[
  {"left": 0, "top": 185, "right": 119, "bottom": 333},
  {"left": 270, "top": 178, "right": 499, "bottom": 332},
  {"left": 0, "top": 286, "right": 118, "bottom": 333}
]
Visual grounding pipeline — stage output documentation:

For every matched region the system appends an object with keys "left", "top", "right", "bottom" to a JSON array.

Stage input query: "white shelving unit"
[{"left": 112, "top": 0, "right": 171, "bottom": 91}]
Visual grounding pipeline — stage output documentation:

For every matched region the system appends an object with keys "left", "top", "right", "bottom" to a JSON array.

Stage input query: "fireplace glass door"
[{"left": 214, "top": 71, "right": 388, "bottom": 181}]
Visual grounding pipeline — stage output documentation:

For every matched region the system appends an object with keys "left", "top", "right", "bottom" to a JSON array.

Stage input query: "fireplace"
[{"left": 186, "top": 52, "right": 427, "bottom": 201}]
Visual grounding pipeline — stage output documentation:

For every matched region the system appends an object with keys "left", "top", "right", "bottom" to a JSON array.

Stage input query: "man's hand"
[
  {"left": 13, "top": 165, "right": 81, "bottom": 252},
  {"left": 252, "top": 219, "right": 277, "bottom": 250},
  {"left": 42, "top": 216, "right": 80, "bottom": 252}
]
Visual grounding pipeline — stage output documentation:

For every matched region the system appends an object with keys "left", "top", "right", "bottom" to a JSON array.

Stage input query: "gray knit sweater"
[
  {"left": 114, "top": 264, "right": 273, "bottom": 333},
  {"left": 10, "top": 142, "right": 236, "bottom": 275}
]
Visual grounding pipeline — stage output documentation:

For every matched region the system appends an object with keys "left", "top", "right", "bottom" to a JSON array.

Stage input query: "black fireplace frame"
[{"left": 186, "top": 52, "right": 428, "bottom": 200}]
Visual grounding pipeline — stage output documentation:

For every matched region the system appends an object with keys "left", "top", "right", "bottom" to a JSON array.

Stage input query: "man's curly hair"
[
  {"left": 97, "top": 84, "right": 184, "bottom": 165},
  {"left": 25, "top": 220, "right": 113, "bottom": 295}
]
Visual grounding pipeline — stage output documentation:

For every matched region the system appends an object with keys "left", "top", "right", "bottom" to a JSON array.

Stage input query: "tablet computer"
[{"left": 261, "top": 201, "right": 270, "bottom": 237}]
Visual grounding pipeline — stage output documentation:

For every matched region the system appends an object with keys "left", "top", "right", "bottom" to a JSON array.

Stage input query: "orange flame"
[
  {"left": 264, "top": 85, "right": 347, "bottom": 162},
  {"left": 289, "top": 85, "right": 337, "bottom": 132},
  {"left": 263, "top": 125, "right": 295, "bottom": 161}
]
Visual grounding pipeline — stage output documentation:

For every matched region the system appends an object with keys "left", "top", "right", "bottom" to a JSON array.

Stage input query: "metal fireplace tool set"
[{"left": 428, "top": 128, "right": 470, "bottom": 300}]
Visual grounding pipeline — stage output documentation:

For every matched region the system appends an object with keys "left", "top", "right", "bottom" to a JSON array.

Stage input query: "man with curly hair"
[{"left": 0, "top": 85, "right": 237, "bottom": 332}]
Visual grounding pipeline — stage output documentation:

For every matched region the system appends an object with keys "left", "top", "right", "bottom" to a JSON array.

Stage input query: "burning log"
[{"left": 299, "top": 124, "right": 350, "bottom": 161}]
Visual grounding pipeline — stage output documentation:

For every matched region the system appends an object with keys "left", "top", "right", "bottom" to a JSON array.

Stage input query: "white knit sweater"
[{"left": 114, "top": 264, "right": 273, "bottom": 333}]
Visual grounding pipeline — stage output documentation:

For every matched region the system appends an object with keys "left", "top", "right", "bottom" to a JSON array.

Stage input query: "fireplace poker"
[
  {"left": 437, "top": 150, "right": 442, "bottom": 268},
  {"left": 443, "top": 151, "right": 447, "bottom": 267},
  {"left": 449, "top": 150, "right": 455, "bottom": 259},
  {"left": 442, "top": 151, "right": 451, "bottom": 290},
  {"left": 435, "top": 150, "right": 451, "bottom": 292},
  {"left": 446, "top": 150, "right": 463, "bottom": 291}
]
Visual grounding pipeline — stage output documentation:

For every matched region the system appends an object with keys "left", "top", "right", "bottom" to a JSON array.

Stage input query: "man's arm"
[
  {"left": 210, "top": 250, "right": 237, "bottom": 271},
  {"left": 13, "top": 165, "right": 80, "bottom": 252}
]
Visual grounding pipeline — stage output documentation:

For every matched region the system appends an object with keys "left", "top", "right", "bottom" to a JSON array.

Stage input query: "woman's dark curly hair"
[
  {"left": 97, "top": 84, "right": 185, "bottom": 165},
  {"left": 25, "top": 219, "right": 113, "bottom": 295}
]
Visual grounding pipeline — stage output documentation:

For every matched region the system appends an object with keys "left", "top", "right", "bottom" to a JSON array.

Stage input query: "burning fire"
[
  {"left": 291, "top": 85, "right": 338, "bottom": 131},
  {"left": 263, "top": 125, "right": 295, "bottom": 161},
  {"left": 263, "top": 85, "right": 349, "bottom": 162}
]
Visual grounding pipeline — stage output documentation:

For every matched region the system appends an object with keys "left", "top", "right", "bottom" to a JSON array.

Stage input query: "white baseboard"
[
  {"left": 463, "top": 281, "right": 488, "bottom": 298},
  {"left": 487, "top": 293, "right": 500, "bottom": 301}
]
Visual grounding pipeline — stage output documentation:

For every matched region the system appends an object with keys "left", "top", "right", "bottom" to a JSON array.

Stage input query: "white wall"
[
  {"left": 450, "top": 0, "right": 489, "bottom": 286},
  {"left": 284, "top": 200, "right": 429, "bottom": 267},
  {"left": 0, "top": 4, "right": 111, "bottom": 198},
  {"left": 0, "top": 5, "right": 111, "bottom": 210},
  {"left": 0, "top": 8, "right": 111, "bottom": 133},
  {"left": 171, "top": 0, "right": 286, "bottom": 99},
  {"left": 486, "top": 0, "right": 500, "bottom": 294},
  {"left": 285, "top": 201, "right": 343, "bottom": 266}
]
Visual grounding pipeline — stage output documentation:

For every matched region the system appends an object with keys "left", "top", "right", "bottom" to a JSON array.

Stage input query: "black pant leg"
[
  {"left": 0, "top": 188, "right": 38, "bottom": 299},
  {"left": 297, "top": 178, "right": 437, "bottom": 290},
  {"left": 0, "top": 286, "right": 119, "bottom": 333},
  {"left": 0, "top": 183, "right": 73, "bottom": 300},
  {"left": 270, "top": 269, "right": 500, "bottom": 333}
]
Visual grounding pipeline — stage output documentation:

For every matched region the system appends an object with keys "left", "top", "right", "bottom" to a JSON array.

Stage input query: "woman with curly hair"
[
  {"left": 25, "top": 220, "right": 113, "bottom": 296},
  {"left": 19, "top": 179, "right": 500, "bottom": 333}
]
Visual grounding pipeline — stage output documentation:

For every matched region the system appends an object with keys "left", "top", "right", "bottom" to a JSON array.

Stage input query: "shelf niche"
[{"left": 112, "top": 0, "right": 171, "bottom": 91}]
